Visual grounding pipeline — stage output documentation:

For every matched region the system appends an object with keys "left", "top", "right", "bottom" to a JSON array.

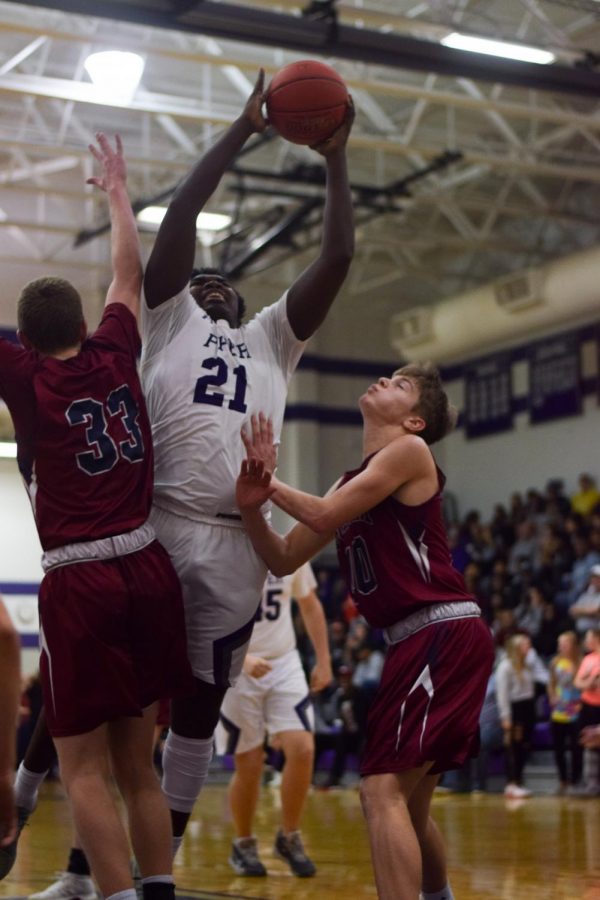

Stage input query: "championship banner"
[
  {"left": 464, "top": 354, "right": 513, "bottom": 438},
  {"left": 529, "top": 335, "right": 581, "bottom": 424}
]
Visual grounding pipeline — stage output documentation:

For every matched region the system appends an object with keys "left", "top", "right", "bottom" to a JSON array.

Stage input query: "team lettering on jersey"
[{"left": 203, "top": 333, "right": 251, "bottom": 358}]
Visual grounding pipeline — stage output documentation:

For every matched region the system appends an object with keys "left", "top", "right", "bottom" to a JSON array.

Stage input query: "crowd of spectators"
[{"left": 298, "top": 472, "right": 600, "bottom": 795}]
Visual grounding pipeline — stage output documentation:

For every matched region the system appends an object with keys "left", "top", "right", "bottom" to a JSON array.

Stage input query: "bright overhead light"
[
  {"left": 137, "top": 206, "right": 232, "bottom": 232},
  {"left": 0, "top": 442, "right": 17, "bottom": 459},
  {"left": 84, "top": 50, "right": 145, "bottom": 101},
  {"left": 441, "top": 32, "right": 555, "bottom": 65}
]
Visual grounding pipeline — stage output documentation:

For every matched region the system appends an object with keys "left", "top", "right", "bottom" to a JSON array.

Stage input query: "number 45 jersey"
[
  {"left": 0, "top": 304, "right": 153, "bottom": 551},
  {"left": 250, "top": 562, "right": 317, "bottom": 660},
  {"left": 140, "top": 289, "right": 306, "bottom": 521}
]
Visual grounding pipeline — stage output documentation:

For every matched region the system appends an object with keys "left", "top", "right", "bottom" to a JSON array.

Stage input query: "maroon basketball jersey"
[
  {"left": 335, "top": 455, "right": 473, "bottom": 628},
  {"left": 0, "top": 303, "right": 153, "bottom": 550}
]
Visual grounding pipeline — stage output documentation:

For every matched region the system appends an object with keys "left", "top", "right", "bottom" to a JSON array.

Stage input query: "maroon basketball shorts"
[
  {"left": 39, "top": 541, "right": 193, "bottom": 737},
  {"left": 360, "top": 615, "right": 494, "bottom": 777}
]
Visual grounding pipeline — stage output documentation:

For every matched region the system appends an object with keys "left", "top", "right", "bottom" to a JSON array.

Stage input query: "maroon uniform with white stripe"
[
  {"left": 0, "top": 304, "right": 192, "bottom": 736},
  {"left": 0, "top": 304, "right": 152, "bottom": 550},
  {"left": 335, "top": 456, "right": 472, "bottom": 627},
  {"left": 335, "top": 453, "right": 494, "bottom": 776}
]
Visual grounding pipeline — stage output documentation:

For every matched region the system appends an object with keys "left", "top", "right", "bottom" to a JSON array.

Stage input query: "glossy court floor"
[{"left": 1, "top": 780, "right": 599, "bottom": 900}]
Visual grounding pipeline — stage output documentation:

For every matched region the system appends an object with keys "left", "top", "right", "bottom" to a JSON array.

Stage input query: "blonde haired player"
[{"left": 217, "top": 563, "right": 331, "bottom": 877}]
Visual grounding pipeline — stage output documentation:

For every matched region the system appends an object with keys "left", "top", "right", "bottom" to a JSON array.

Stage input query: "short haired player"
[
  {"left": 139, "top": 68, "right": 354, "bottom": 856},
  {"left": 0, "top": 134, "right": 192, "bottom": 900},
  {"left": 235, "top": 365, "right": 495, "bottom": 900},
  {"left": 217, "top": 563, "right": 332, "bottom": 877}
]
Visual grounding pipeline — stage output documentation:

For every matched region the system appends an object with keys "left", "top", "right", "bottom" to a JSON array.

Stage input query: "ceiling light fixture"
[
  {"left": 84, "top": 50, "right": 145, "bottom": 102},
  {"left": 441, "top": 33, "right": 555, "bottom": 65},
  {"left": 0, "top": 442, "right": 17, "bottom": 459},
  {"left": 137, "top": 206, "right": 232, "bottom": 232}
]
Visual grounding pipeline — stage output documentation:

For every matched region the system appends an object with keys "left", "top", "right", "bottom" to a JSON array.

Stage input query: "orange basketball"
[{"left": 266, "top": 60, "right": 348, "bottom": 146}]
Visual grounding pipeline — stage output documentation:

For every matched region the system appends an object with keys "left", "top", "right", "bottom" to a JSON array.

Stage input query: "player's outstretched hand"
[
  {"left": 243, "top": 69, "right": 268, "bottom": 134},
  {"left": 86, "top": 132, "right": 126, "bottom": 192},
  {"left": 310, "top": 96, "right": 355, "bottom": 157},
  {"left": 236, "top": 457, "right": 274, "bottom": 511},
  {"left": 241, "top": 413, "right": 277, "bottom": 473}
]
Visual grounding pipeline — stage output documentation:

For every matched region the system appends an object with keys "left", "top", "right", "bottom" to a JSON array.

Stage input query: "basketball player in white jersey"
[
  {"left": 140, "top": 69, "right": 354, "bottom": 854},
  {"left": 216, "top": 563, "right": 331, "bottom": 877}
]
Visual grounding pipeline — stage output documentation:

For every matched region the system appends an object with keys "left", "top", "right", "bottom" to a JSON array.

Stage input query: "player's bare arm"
[
  {"left": 0, "top": 597, "right": 20, "bottom": 848},
  {"left": 285, "top": 100, "right": 355, "bottom": 341},
  {"left": 267, "top": 435, "right": 432, "bottom": 535},
  {"left": 297, "top": 591, "right": 333, "bottom": 692},
  {"left": 236, "top": 460, "right": 329, "bottom": 576},
  {"left": 144, "top": 70, "right": 267, "bottom": 309},
  {"left": 87, "top": 132, "right": 142, "bottom": 316}
]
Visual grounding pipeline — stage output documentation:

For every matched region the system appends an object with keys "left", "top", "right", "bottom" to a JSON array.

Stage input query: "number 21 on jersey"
[{"left": 193, "top": 357, "right": 248, "bottom": 413}]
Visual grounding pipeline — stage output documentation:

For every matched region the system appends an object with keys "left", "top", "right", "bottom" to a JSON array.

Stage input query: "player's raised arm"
[
  {"left": 87, "top": 133, "right": 142, "bottom": 316},
  {"left": 0, "top": 596, "right": 20, "bottom": 849},
  {"left": 285, "top": 100, "right": 355, "bottom": 341},
  {"left": 144, "top": 71, "right": 267, "bottom": 309}
]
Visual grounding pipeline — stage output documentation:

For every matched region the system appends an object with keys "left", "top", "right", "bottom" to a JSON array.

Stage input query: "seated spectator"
[
  {"left": 555, "top": 532, "right": 600, "bottom": 613},
  {"left": 571, "top": 473, "right": 600, "bottom": 518},
  {"left": 548, "top": 631, "right": 582, "bottom": 793},
  {"left": 507, "top": 520, "right": 538, "bottom": 576},
  {"left": 544, "top": 478, "right": 571, "bottom": 520},
  {"left": 569, "top": 565, "right": 600, "bottom": 635},
  {"left": 514, "top": 585, "right": 545, "bottom": 639},
  {"left": 352, "top": 641, "right": 384, "bottom": 704},
  {"left": 493, "top": 607, "right": 520, "bottom": 648},
  {"left": 313, "top": 666, "right": 368, "bottom": 789},
  {"left": 533, "top": 597, "right": 570, "bottom": 661}
]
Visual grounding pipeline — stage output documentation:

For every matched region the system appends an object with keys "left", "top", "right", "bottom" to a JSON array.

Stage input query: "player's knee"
[
  {"left": 283, "top": 735, "right": 314, "bottom": 767},
  {"left": 161, "top": 731, "right": 214, "bottom": 814}
]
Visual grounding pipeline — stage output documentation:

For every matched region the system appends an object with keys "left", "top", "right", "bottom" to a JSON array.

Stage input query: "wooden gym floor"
[{"left": 1, "top": 780, "right": 599, "bottom": 899}]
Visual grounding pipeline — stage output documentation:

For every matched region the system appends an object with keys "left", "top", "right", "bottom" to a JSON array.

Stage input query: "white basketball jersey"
[
  {"left": 250, "top": 562, "right": 318, "bottom": 659},
  {"left": 140, "top": 289, "right": 305, "bottom": 521}
]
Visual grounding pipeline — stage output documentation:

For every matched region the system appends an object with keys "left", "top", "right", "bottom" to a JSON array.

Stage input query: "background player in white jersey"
[
  {"left": 217, "top": 563, "right": 332, "bottom": 877},
  {"left": 140, "top": 69, "right": 354, "bottom": 853}
]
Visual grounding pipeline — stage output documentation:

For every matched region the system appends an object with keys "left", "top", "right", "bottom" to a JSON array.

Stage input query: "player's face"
[
  {"left": 360, "top": 373, "right": 420, "bottom": 424},
  {"left": 189, "top": 273, "right": 240, "bottom": 326}
]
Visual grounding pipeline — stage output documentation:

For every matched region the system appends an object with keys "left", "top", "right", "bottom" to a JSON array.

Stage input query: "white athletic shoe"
[
  {"left": 29, "top": 871, "right": 97, "bottom": 900},
  {"left": 504, "top": 783, "right": 532, "bottom": 799}
]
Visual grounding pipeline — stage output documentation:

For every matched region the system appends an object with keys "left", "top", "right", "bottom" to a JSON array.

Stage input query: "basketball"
[{"left": 266, "top": 60, "right": 348, "bottom": 146}]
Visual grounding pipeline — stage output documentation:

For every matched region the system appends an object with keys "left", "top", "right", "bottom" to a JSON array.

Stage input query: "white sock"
[
  {"left": 106, "top": 892, "right": 137, "bottom": 900},
  {"left": 141, "top": 876, "right": 174, "bottom": 885},
  {"left": 172, "top": 834, "right": 183, "bottom": 858},
  {"left": 14, "top": 763, "right": 49, "bottom": 811},
  {"left": 161, "top": 733, "right": 213, "bottom": 814},
  {"left": 422, "top": 886, "right": 455, "bottom": 900}
]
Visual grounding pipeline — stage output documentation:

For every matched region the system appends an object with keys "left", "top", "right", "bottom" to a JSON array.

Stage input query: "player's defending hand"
[
  {"left": 241, "top": 413, "right": 277, "bottom": 473},
  {"left": 86, "top": 132, "right": 127, "bottom": 193},
  {"left": 243, "top": 654, "right": 273, "bottom": 679},
  {"left": 236, "top": 458, "right": 273, "bottom": 511},
  {"left": 242, "top": 69, "right": 268, "bottom": 134},
  {"left": 310, "top": 96, "right": 355, "bottom": 157}
]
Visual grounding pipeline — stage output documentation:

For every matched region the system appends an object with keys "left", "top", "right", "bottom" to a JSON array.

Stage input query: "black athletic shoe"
[
  {"left": 228, "top": 837, "right": 267, "bottom": 876},
  {"left": 0, "top": 805, "right": 31, "bottom": 880},
  {"left": 274, "top": 829, "right": 316, "bottom": 877}
]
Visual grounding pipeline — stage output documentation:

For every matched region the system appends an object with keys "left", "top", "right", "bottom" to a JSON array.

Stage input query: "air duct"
[{"left": 391, "top": 244, "right": 600, "bottom": 364}]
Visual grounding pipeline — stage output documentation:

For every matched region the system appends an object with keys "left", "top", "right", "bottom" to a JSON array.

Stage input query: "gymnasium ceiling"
[{"left": 1, "top": 0, "right": 600, "bottom": 331}]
